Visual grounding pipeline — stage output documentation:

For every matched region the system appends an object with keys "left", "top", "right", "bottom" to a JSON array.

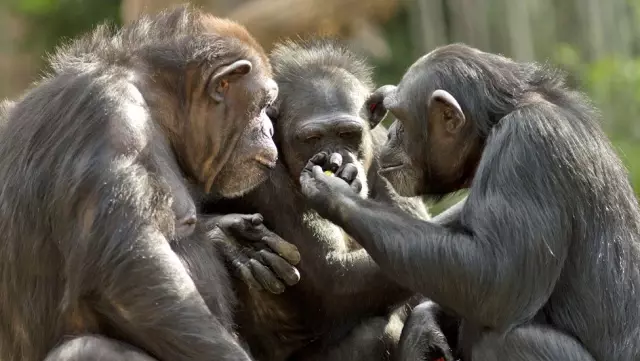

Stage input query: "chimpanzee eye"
[
  {"left": 339, "top": 131, "right": 358, "bottom": 140},
  {"left": 305, "top": 135, "right": 321, "bottom": 143}
]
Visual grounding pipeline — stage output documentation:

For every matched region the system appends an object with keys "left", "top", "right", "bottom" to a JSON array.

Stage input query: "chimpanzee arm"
[
  {"left": 368, "top": 172, "right": 431, "bottom": 220},
  {"left": 41, "top": 76, "right": 253, "bottom": 361},
  {"left": 64, "top": 151, "right": 251, "bottom": 361},
  {"left": 239, "top": 163, "right": 412, "bottom": 301},
  {"left": 300, "top": 106, "right": 571, "bottom": 330}
]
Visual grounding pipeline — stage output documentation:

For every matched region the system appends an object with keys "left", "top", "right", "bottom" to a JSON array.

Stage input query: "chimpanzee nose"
[{"left": 263, "top": 117, "right": 274, "bottom": 138}]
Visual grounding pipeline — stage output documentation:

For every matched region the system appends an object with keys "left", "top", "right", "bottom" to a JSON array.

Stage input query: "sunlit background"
[{"left": 1, "top": 0, "right": 638, "bottom": 213}]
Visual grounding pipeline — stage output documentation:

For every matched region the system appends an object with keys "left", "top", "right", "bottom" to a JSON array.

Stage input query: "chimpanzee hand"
[
  {"left": 205, "top": 213, "right": 301, "bottom": 294},
  {"left": 397, "top": 301, "right": 456, "bottom": 361},
  {"left": 299, "top": 152, "right": 363, "bottom": 216}
]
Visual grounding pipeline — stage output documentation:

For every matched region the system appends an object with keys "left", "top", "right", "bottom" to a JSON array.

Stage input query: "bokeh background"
[{"left": 1, "top": 0, "right": 639, "bottom": 213}]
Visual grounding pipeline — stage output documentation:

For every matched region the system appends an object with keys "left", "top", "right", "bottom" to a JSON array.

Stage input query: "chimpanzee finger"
[
  {"left": 310, "top": 165, "right": 325, "bottom": 179},
  {"left": 247, "top": 213, "right": 263, "bottom": 226},
  {"left": 231, "top": 258, "right": 263, "bottom": 291},
  {"left": 305, "top": 152, "right": 329, "bottom": 171},
  {"left": 226, "top": 223, "right": 274, "bottom": 242},
  {"left": 328, "top": 153, "right": 343, "bottom": 173},
  {"left": 257, "top": 249, "right": 301, "bottom": 286},
  {"left": 249, "top": 259, "right": 285, "bottom": 294},
  {"left": 215, "top": 215, "right": 248, "bottom": 234},
  {"left": 337, "top": 163, "right": 358, "bottom": 184},
  {"left": 229, "top": 214, "right": 263, "bottom": 232},
  {"left": 350, "top": 179, "right": 363, "bottom": 194},
  {"left": 261, "top": 234, "right": 301, "bottom": 265},
  {"left": 225, "top": 220, "right": 266, "bottom": 243}
]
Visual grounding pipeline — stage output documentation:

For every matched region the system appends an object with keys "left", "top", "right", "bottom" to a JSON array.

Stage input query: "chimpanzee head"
[
  {"left": 364, "top": 43, "right": 523, "bottom": 198},
  {"left": 267, "top": 39, "right": 378, "bottom": 196},
  {"left": 121, "top": 10, "right": 279, "bottom": 199}
]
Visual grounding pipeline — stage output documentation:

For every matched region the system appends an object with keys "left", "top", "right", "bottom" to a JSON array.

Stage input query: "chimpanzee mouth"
[
  {"left": 379, "top": 163, "right": 405, "bottom": 173},
  {"left": 255, "top": 155, "right": 277, "bottom": 169}
]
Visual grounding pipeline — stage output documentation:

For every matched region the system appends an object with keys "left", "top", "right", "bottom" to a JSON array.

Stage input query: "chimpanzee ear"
[
  {"left": 428, "top": 89, "right": 465, "bottom": 133},
  {"left": 363, "top": 86, "right": 395, "bottom": 129},
  {"left": 209, "top": 60, "right": 253, "bottom": 103}
]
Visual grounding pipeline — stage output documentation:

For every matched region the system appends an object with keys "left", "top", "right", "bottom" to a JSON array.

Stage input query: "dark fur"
[
  {"left": 207, "top": 39, "right": 429, "bottom": 361},
  {"left": 0, "top": 6, "right": 281, "bottom": 361},
  {"left": 299, "top": 43, "right": 640, "bottom": 360}
]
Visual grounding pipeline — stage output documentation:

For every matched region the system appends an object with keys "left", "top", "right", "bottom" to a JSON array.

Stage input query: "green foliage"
[
  {"left": 6, "top": 0, "right": 121, "bottom": 56},
  {"left": 614, "top": 140, "right": 640, "bottom": 195},
  {"left": 554, "top": 44, "right": 640, "bottom": 196}
]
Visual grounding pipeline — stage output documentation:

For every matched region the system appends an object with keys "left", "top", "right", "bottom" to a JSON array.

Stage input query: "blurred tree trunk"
[
  {"left": 448, "top": 0, "right": 490, "bottom": 51},
  {"left": 505, "top": 0, "right": 534, "bottom": 61},
  {"left": 121, "top": 0, "right": 399, "bottom": 59},
  {"left": 410, "top": 0, "right": 447, "bottom": 56}
]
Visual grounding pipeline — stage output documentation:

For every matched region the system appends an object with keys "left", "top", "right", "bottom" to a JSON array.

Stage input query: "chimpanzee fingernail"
[
  {"left": 251, "top": 214, "right": 263, "bottom": 225},
  {"left": 329, "top": 153, "right": 342, "bottom": 170},
  {"left": 311, "top": 152, "right": 326, "bottom": 163}
]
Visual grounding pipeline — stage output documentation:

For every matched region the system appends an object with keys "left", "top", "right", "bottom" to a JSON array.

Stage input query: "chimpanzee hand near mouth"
[{"left": 299, "top": 152, "right": 363, "bottom": 217}]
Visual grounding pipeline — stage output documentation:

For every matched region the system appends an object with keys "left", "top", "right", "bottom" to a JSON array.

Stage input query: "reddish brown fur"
[{"left": 200, "top": 15, "right": 272, "bottom": 74}]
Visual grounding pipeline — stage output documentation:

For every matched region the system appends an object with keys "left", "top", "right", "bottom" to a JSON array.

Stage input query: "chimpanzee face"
[
  {"left": 198, "top": 57, "right": 280, "bottom": 198},
  {"left": 270, "top": 70, "right": 374, "bottom": 196},
  {"left": 374, "top": 57, "right": 479, "bottom": 198}
]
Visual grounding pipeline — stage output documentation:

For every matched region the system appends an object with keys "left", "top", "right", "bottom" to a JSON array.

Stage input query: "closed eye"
[
  {"left": 339, "top": 130, "right": 359, "bottom": 139},
  {"left": 305, "top": 135, "right": 321, "bottom": 143}
]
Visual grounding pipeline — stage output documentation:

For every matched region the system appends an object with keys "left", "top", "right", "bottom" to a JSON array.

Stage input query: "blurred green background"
[{"left": 1, "top": 0, "right": 638, "bottom": 214}]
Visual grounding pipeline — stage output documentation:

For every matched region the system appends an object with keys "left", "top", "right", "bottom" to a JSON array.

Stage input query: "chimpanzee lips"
[
  {"left": 379, "top": 163, "right": 405, "bottom": 173},
  {"left": 255, "top": 154, "right": 277, "bottom": 169}
]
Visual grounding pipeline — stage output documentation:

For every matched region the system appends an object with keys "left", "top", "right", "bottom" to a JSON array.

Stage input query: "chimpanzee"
[
  {"left": 299, "top": 43, "right": 640, "bottom": 361},
  {"left": 0, "top": 7, "right": 299, "bottom": 361},
  {"left": 205, "top": 39, "right": 432, "bottom": 361}
]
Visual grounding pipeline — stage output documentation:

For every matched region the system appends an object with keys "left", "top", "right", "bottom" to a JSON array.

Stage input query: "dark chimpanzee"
[
  {"left": 299, "top": 43, "right": 640, "bottom": 361},
  {"left": 0, "top": 7, "right": 300, "bottom": 361},
  {"left": 206, "top": 39, "right": 431, "bottom": 361}
]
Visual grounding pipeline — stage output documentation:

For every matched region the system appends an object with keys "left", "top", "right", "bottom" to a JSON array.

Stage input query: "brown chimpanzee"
[
  {"left": 0, "top": 6, "right": 299, "bottom": 361},
  {"left": 299, "top": 43, "right": 640, "bottom": 361},
  {"left": 205, "top": 39, "right": 434, "bottom": 361}
]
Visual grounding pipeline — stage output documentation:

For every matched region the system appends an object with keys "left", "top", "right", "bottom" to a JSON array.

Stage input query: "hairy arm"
[
  {"left": 300, "top": 108, "right": 571, "bottom": 330},
  {"left": 43, "top": 142, "right": 247, "bottom": 361},
  {"left": 52, "top": 76, "right": 251, "bottom": 361},
  {"left": 243, "top": 163, "right": 412, "bottom": 304}
]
